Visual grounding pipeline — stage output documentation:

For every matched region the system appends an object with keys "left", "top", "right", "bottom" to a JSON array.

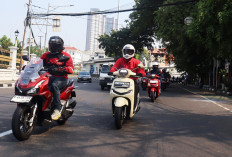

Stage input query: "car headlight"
[{"left": 99, "top": 77, "right": 105, "bottom": 80}]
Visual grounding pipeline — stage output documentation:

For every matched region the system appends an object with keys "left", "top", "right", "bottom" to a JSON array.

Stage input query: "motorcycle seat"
[{"left": 60, "top": 79, "right": 74, "bottom": 92}]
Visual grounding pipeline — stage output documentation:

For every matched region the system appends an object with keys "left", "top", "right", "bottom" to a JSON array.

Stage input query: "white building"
[
  {"left": 64, "top": 47, "right": 91, "bottom": 65},
  {"left": 85, "top": 8, "right": 118, "bottom": 54},
  {"left": 105, "top": 17, "right": 118, "bottom": 35}
]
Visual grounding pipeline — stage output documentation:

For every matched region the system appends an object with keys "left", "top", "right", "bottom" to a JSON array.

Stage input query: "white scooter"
[{"left": 109, "top": 64, "right": 143, "bottom": 129}]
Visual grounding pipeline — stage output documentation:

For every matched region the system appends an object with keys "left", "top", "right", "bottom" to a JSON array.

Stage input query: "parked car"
[{"left": 77, "top": 71, "right": 92, "bottom": 83}]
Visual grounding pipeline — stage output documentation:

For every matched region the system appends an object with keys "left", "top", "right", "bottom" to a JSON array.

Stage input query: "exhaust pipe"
[{"left": 67, "top": 99, "right": 76, "bottom": 109}]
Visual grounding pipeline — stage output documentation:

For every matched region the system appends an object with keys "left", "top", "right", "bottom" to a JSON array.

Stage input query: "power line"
[
  {"left": 32, "top": 0, "right": 197, "bottom": 17},
  {"left": 29, "top": 23, "right": 38, "bottom": 46}
]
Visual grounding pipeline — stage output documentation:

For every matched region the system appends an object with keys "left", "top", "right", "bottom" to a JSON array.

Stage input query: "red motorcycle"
[
  {"left": 147, "top": 74, "right": 160, "bottom": 102},
  {"left": 141, "top": 77, "right": 148, "bottom": 90},
  {"left": 10, "top": 56, "right": 76, "bottom": 141}
]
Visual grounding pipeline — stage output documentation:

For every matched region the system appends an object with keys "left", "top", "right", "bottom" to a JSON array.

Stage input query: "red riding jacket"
[
  {"left": 110, "top": 57, "right": 145, "bottom": 79},
  {"left": 41, "top": 51, "right": 74, "bottom": 79}
]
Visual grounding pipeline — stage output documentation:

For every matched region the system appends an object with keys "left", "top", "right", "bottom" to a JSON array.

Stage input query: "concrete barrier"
[{"left": 0, "top": 69, "right": 19, "bottom": 81}]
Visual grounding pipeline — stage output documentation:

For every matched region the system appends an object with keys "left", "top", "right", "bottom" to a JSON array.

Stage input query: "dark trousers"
[{"left": 48, "top": 76, "right": 68, "bottom": 110}]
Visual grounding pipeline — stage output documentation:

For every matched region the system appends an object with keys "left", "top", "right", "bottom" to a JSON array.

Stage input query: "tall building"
[{"left": 85, "top": 8, "right": 118, "bottom": 53}]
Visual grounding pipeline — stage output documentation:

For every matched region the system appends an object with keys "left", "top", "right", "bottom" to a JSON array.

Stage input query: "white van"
[{"left": 99, "top": 63, "right": 114, "bottom": 90}]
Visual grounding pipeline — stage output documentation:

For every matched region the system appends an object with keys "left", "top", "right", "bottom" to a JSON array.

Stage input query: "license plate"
[
  {"left": 114, "top": 81, "right": 130, "bottom": 88},
  {"left": 107, "top": 83, "right": 112, "bottom": 85},
  {"left": 150, "top": 80, "right": 158, "bottom": 84},
  {"left": 11, "top": 95, "right": 32, "bottom": 103}
]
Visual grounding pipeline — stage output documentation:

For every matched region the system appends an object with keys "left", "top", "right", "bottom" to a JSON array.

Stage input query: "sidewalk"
[
  {"left": 178, "top": 83, "right": 232, "bottom": 106},
  {"left": 0, "top": 80, "right": 16, "bottom": 88}
]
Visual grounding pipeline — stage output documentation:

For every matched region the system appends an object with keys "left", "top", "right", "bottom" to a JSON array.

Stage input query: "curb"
[{"left": 0, "top": 82, "right": 15, "bottom": 88}]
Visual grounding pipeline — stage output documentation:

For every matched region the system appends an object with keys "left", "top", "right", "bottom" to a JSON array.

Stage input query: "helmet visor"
[{"left": 123, "top": 49, "right": 134, "bottom": 55}]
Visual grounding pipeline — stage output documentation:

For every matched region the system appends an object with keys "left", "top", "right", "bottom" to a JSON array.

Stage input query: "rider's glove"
[
  {"left": 137, "top": 73, "right": 143, "bottom": 77},
  {"left": 56, "top": 67, "right": 66, "bottom": 72},
  {"left": 48, "top": 66, "right": 66, "bottom": 73}
]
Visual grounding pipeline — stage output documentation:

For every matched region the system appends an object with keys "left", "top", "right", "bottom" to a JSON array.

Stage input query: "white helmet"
[
  {"left": 152, "top": 62, "right": 159, "bottom": 66},
  {"left": 122, "top": 44, "right": 135, "bottom": 60}
]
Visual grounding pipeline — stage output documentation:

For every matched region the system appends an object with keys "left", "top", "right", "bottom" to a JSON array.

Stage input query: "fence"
[{"left": 0, "top": 47, "right": 23, "bottom": 69}]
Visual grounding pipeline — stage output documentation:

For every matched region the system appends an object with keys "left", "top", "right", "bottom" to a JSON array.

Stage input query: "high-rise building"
[{"left": 85, "top": 8, "right": 118, "bottom": 53}]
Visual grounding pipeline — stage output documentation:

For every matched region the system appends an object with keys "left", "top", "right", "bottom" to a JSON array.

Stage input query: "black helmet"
[
  {"left": 49, "top": 36, "right": 64, "bottom": 54},
  {"left": 162, "top": 68, "right": 167, "bottom": 73}
]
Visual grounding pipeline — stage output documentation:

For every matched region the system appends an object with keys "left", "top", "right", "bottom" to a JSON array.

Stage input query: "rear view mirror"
[
  {"left": 138, "top": 63, "right": 144, "bottom": 68},
  {"left": 22, "top": 55, "right": 29, "bottom": 61},
  {"left": 58, "top": 56, "right": 70, "bottom": 62},
  {"left": 108, "top": 63, "right": 113, "bottom": 67},
  {"left": 22, "top": 65, "right": 26, "bottom": 70}
]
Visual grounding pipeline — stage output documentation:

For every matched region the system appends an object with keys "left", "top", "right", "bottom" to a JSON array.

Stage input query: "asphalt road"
[{"left": 0, "top": 78, "right": 232, "bottom": 157}]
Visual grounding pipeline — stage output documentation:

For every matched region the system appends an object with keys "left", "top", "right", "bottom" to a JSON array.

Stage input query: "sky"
[{"left": 0, "top": 0, "right": 135, "bottom": 51}]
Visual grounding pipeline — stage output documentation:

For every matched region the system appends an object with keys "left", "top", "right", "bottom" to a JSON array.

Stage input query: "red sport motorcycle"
[
  {"left": 147, "top": 74, "right": 160, "bottom": 102},
  {"left": 11, "top": 56, "right": 76, "bottom": 141}
]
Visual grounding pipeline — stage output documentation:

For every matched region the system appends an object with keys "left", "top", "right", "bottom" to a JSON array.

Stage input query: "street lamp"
[
  {"left": 184, "top": 17, "right": 193, "bottom": 25},
  {"left": 14, "top": 30, "right": 19, "bottom": 46}
]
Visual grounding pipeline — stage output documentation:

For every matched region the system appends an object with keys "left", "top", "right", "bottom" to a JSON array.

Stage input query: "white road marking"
[
  {"left": 0, "top": 130, "right": 12, "bottom": 138},
  {"left": 181, "top": 87, "right": 232, "bottom": 113}
]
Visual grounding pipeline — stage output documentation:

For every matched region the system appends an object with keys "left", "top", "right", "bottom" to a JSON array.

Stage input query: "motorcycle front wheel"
[
  {"left": 142, "top": 85, "right": 146, "bottom": 90},
  {"left": 150, "top": 91, "right": 156, "bottom": 102},
  {"left": 114, "top": 107, "right": 125, "bottom": 129},
  {"left": 12, "top": 104, "right": 35, "bottom": 141}
]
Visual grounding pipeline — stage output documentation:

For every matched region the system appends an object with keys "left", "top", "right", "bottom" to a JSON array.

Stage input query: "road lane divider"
[
  {"left": 181, "top": 87, "right": 232, "bottom": 113},
  {"left": 0, "top": 130, "right": 12, "bottom": 138}
]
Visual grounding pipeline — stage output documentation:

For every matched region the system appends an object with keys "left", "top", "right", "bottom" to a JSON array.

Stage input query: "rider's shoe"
[{"left": 51, "top": 109, "right": 61, "bottom": 120}]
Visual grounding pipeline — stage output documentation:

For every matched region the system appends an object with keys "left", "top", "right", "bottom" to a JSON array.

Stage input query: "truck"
[{"left": 99, "top": 63, "right": 114, "bottom": 90}]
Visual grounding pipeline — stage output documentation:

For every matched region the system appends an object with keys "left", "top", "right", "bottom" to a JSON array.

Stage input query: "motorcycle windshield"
[{"left": 18, "top": 58, "right": 43, "bottom": 85}]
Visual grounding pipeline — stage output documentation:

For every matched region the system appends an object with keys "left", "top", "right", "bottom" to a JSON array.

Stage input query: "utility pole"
[
  {"left": 28, "top": 16, "right": 32, "bottom": 58},
  {"left": 44, "top": 3, "right": 50, "bottom": 53},
  {"left": 38, "top": 36, "right": 43, "bottom": 50},
  {"left": 19, "top": 0, "right": 31, "bottom": 73}
]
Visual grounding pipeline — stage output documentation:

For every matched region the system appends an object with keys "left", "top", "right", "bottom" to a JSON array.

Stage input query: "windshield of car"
[
  {"left": 101, "top": 65, "right": 110, "bottom": 73},
  {"left": 79, "top": 72, "right": 90, "bottom": 75},
  {"left": 18, "top": 58, "right": 43, "bottom": 85}
]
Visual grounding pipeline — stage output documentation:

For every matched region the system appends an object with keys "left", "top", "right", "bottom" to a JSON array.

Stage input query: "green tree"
[
  {"left": 0, "top": 35, "right": 13, "bottom": 50},
  {"left": 25, "top": 45, "right": 43, "bottom": 57},
  {"left": 187, "top": 0, "right": 232, "bottom": 61}
]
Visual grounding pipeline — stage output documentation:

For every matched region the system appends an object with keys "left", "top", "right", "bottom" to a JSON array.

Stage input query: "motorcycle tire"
[
  {"left": 142, "top": 86, "right": 146, "bottom": 90},
  {"left": 114, "top": 107, "right": 124, "bottom": 129},
  {"left": 57, "top": 118, "right": 67, "bottom": 125},
  {"left": 151, "top": 91, "right": 156, "bottom": 102},
  {"left": 12, "top": 104, "right": 35, "bottom": 141},
  {"left": 101, "top": 85, "right": 104, "bottom": 90},
  {"left": 161, "top": 85, "right": 166, "bottom": 91}
]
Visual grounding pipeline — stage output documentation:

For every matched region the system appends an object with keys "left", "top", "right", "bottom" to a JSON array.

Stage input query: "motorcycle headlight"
[
  {"left": 119, "top": 69, "right": 128, "bottom": 76},
  {"left": 27, "top": 87, "right": 39, "bottom": 95},
  {"left": 27, "top": 80, "right": 44, "bottom": 95}
]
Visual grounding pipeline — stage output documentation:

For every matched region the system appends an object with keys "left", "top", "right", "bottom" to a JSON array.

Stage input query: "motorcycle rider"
[
  {"left": 109, "top": 44, "right": 145, "bottom": 111},
  {"left": 162, "top": 68, "right": 170, "bottom": 78},
  {"left": 41, "top": 36, "right": 74, "bottom": 120},
  {"left": 150, "top": 62, "right": 161, "bottom": 75},
  {"left": 150, "top": 61, "right": 162, "bottom": 91}
]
